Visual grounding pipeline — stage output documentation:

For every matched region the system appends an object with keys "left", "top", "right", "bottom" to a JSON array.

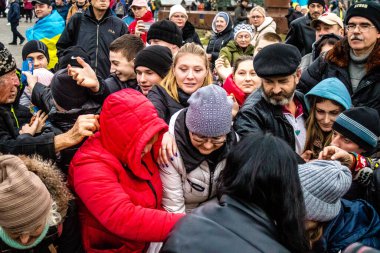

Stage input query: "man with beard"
[
  {"left": 298, "top": 1, "right": 380, "bottom": 116},
  {"left": 234, "top": 44, "right": 308, "bottom": 155},
  {"left": 286, "top": 0, "right": 325, "bottom": 56}
]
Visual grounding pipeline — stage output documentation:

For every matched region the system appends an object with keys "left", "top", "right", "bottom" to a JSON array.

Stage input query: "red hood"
[
  {"left": 100, "top": 89, "right": 167, "bottom": 180},
  {"left": 223, "top": 74, "right": 247, "bottom": 106}
]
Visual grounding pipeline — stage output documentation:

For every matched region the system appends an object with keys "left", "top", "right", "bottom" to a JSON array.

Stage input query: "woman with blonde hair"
[
  {"left": 248, "top": 6, "right": 277, "bottom": 46},
  {"left": 148, "top": 42, "right": 213, "bottom": 123}
]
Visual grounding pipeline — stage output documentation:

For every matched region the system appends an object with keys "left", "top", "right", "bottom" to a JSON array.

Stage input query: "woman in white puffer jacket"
[
  {"left": 249, "top": 6, "right": 277, "bottom": 46},
  {"left": 160, "top": 85, "right": 239, "bottom": 213}
]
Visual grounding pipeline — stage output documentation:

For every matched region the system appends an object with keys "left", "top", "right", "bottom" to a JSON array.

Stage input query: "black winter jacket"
[
  {"left": 56, "top": 6, "right": 128, "bottom": 79},
  {"left": 161, "top": 195, "right": 291, "bottom": 253},
  {"left": 206, "top": 14, "right": 234, "bottom": 69},
  {"left": 147, "top": 85, "right": 190, "bottom": 124},
  {"left": 7, "top": 1, "right": 20, "bottom": 24},
  {"left": 182, "top": 21, "right": 202, "bottom": 46},
  {"left": 234, "top": 90, "right": 308, "bottom": 152},
  {"left": 298, "top": 39, "right": 380, "bottom": 116},
  {"left": 0, "top": 103, "right": 56, "bottom": 160},
  {"left": 285, "top": 14, "right": 316, "bottom": 56}
]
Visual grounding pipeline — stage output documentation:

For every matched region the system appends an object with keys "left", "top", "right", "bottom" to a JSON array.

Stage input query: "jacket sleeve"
[
  {"left": 160, "top": 158, "right": 186, "bottom": 214},
  {"left": 233, "top": 106, "right": 265, "bottom": 138},
  {"left": 285, "top": 22, "right": 302, "bottom": 53},
  {"left": 71, "top": 158, "right": 184, "bottom": 242},
  {"left": 218, "top": 46, "right": 232, "bottom": 66},
  {"left": 297, "top": 56, "right": 325, "bottom": 94},
  {"left": 56, "top": 14, "right": 78, "bottom": 57},
  {"left": 31, "top": 82, "right": 54, "bottom": 113}
]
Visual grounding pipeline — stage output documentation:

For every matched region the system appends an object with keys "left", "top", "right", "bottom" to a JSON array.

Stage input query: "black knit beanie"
[
  {"left": 0, "top": 43, "right": 16, "bottom": 77},
  {"left": 308, "top": 0, "right": 325, "bottom": 6},
  {"left": 57, "top": 46, "right": 91, "bottom": 70},
  {"left": 51, "top": 69, "right": 89, "bottom": 111},
  {"left": 147, "top": 20, "right": 183, "bottom": 48},
  {"left": 134, "top": 45, "right": 173, "bottom": 78},
  {"left": 345, "top": 1, "right": 380, "bottom": 31},
  {"left": 333, "top": 107, "right": 380, "bottom": 153},
  {"left": 22, "top": 40, "right": 50, "bottom": 63}
]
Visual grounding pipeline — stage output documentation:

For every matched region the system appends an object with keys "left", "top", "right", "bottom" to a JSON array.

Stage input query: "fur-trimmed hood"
[
  {"left": 325, "top": 38, "right": 380, "bottom": 73},
  {"left": 18, "top": 155, "right": 73, "bottom": 219}
]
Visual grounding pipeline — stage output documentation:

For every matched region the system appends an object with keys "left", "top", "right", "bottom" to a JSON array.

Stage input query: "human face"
[
  {"left": 262, "top": 71, "right": 300, "bottom": 106},
  {"left": 55, "top": 0, "right": 63, "bottom": 6},
  {"left": 136, "top": 66, "right": 162, "bottom": 95},
  {"left": 27, "top": 52, "right": 48, "bottom": 69},
  {"left": 347, "top": 17, "right": 380, "bottom": 56},
  {"left": 174, "top": 54, "right": 207, "bottom": 95},
  {"left": 308, "top": 3, "right": 324, "bottom": 20},
  {"left": 149, "top": 39, "right": 179, "bottom": 54},
  {"left": 241, "top": 0, "right": 248, "bottom": 7},
  {"left": 189, "top": 132, "right": 226, "bottom": 155},
  {"left": 315, "top": 23, "right": 343, "bottom": 40},
  {"left": 5, "top": 224, "right": 44, "bottom": 246},
  {"left": 76, "top": 0, "right": 85, "bottom": 6},
  {"left": 142, "top": 133, "right": 159, "bottom": 157},
  {"left": 0, "top": 70, "right": 20, "bottom": 104},
  {"left": 314, "top": 100, "right": 342, "bottom": 132},
  {"left": 236, "top": 32, "right": 251, "bottom": 48},
  {"left": 109, "top": 51, "right": 135, "bottom": 82},
  {"left": 249, "top": 11, "right": 264, "bottom": 27},
  {"left": 254, "top": 39, "right": 278, "bottom": 56},
  {"left": 233, "top": 60, "right": 261, "bottom": 95},
  {"left": 91, "top": 0, "right": 110, "bottom": 11},
  {"left": 34, "top": 3, "right": 52, "bottom": 19},
  {"left": 170, "top": 12, "right": 187, "bottom": 29},
  {"left": 295, "top": 5, "right": 301, "bottom": 11},
  {"left": 215, "top": 16, "right": 227, "bottom": 33},
  {"left": 331, "top": 130, "right": 365, "bottom": 154},
  {"left": 131, "top": 5, "right": 147, "bottom": 18},
  {"left": 320, "top": 43, "right": 335, "bottom": 54}
]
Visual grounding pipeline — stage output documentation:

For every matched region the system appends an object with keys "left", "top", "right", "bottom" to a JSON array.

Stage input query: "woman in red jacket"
[{"left": 69, "top": 89, "right": 184, "bottom": 253}]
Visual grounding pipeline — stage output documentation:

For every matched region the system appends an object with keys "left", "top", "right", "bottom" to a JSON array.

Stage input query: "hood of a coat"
[
  {"left": 254, "top": 17, "right": 276, "bottom": 32},
  {"left": 311, "top": 33, "right": 342, "bottom": 61},
  {"left": 136, "top": 9, "right": 153, "bottom": 22},
  {"left": 100, "top": 89, "right": 167, "bottom": 179},
  {"left": 85, "top": 5, "right": 112, "bottom": 22},
  {"left": 211, "top": 12, "right": 233, "bottom": 35}
]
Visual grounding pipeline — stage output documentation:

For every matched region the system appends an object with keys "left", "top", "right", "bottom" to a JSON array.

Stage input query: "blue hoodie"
[{"left": 305, "top": 77, "right": 352, "bottom": 111}]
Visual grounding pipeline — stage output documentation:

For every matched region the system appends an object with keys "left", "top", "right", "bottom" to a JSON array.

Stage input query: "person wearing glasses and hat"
[{"left": 298, "top": 1, "right": 380, "bottom": 117}]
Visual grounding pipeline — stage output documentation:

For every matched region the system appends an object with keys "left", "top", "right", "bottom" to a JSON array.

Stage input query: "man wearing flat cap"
[
  {"left": 286, "top": 0, "right": 325, "bottom": 56},
  {"left": 298, "top": 1, "right": 380, "bottom": 117},
  {"left": 234, "top": 44, "right": 308, "bottom": 156}
]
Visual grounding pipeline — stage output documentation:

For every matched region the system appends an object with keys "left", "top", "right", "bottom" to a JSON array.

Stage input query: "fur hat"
[
  {"left": 0, "top": 43, "right": 16, "bottom": 77},
  {"left": 0, "top": 155, "right": 52, "bottom": 233}
]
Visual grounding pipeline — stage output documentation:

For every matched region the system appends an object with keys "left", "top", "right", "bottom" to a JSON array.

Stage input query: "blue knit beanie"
[
  {"left": 305, "top": 77, "right": 352, "bottom": 111},
  {"left": 185, "top": 85, "right": 233, "bottom": 137}
]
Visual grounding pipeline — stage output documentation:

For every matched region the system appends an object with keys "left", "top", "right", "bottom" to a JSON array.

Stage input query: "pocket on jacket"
[{"left": 184, "top": 178, "right": 208, "bottom": 199}]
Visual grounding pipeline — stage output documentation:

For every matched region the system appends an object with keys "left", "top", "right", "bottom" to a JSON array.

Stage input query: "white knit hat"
[
  {"left": 298, "top": 160, "right": 352, "bottom": 222},
  {"left": 169, "top": 4, "right": 188, "bottom": 19},
  {"left": 233, "top": 23, "right": 254, "bottom": 40}
]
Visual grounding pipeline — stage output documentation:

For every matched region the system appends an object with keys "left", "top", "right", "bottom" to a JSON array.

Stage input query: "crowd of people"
[{"left": 0, "top": 0, "right": 380, "bottom": 252}]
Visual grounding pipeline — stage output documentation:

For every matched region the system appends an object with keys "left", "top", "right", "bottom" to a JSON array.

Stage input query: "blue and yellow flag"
[{"left": 26, "top": 10, "right": 65, "bottom": 69}]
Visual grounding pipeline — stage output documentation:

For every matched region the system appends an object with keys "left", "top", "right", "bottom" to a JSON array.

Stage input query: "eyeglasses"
[
  {"left": 250, "top": 15, "right": 263, "bottom": 19},
  {"left": 190, "top": 132, "right": 227, "bottom": 145},
  {"left": 345, "top": 23, "right": 376, "bottom": 32},
  {"left": 172, "top": 14, "right": 186, "bottom": 19}
]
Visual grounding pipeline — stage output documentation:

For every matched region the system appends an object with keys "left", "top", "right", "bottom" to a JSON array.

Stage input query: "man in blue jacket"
[{"left": 8, "top": 0, "right": 25, "bottom": 45}]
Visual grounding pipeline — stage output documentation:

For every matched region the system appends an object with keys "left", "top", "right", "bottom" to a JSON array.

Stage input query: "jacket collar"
[{"left": 86, "top": 5, "right": 111, "bottom": 22}]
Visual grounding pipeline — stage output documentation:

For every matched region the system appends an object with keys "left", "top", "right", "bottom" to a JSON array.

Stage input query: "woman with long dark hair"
[{"left": 161, "top": 133, "right": 310, "bottom": 253}]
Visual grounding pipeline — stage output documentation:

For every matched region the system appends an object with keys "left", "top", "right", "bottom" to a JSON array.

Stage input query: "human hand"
[
  {"left": 67, "top": 57, "right": 100, "bottom": 93},
  {"left": 228, "top": 94, "right": 239, "bottom": 118},
  {"left": 158, "top": 132, "right": 177, "bottom": 168},
  {"left": 66, "top": 114, "right": 100, "bottom": 145},
  {"left": 135, "top": 20, "right": 146, "bottom": 37},
  {"left": 34, "top": 110, "right": 49, "bottom": 134},
  {"left": 215, "top": 57, "right": 232, "bottom": 82},
  {"left": 22, "top": 71, "right": 38, "bottom": 92},
  {"left": 301, "top": 150, "right": 313, "bottom": 162},
  {"left": 318, "top": 146, "right": 354, "bottom": 168},
  {"left": 19, "top": 115, "right": 39, "bottom": 136}
]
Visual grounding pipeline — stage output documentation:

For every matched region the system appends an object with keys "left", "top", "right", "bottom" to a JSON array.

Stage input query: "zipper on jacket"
[
  {"left": 207, "top": 167, "right": 215, "bottom": 200},
  {"left": 95, "top": 24, "right": 99, "bottom": 75},
  {"left": 146, "top": 180, "right": 158, "bottom": 209},
  {"left": 10, "top": 105, "right": 19, "bottom": 129}
]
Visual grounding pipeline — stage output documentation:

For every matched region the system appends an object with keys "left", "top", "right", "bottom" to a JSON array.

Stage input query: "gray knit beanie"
[
  {"left": 185, "top": 85, "right": 233, "bottom": 137},
  {"left": 298, "top": 160, "right": 352, "bottom": 222}
]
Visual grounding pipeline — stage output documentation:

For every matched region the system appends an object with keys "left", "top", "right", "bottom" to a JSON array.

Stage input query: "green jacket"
[{"left": 219, "top": 40, "right": 254, "bottom": 66}]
